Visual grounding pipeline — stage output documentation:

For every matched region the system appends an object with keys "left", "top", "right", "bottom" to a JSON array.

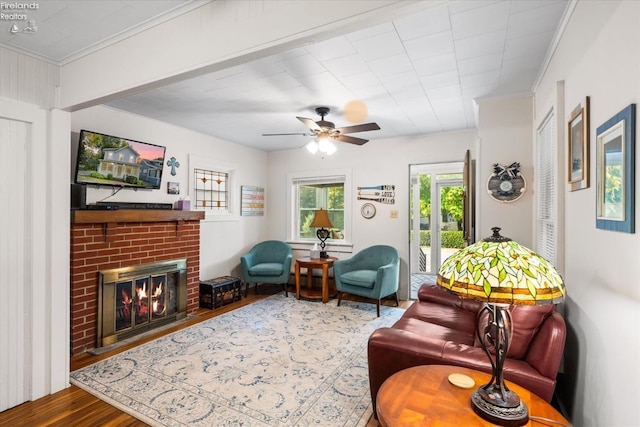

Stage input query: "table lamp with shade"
[
  {"left": 437, "top": 227, "right": 565, "bottom": 426},
  {"left": 310, "top": 208, "right": 333, "bottom": 258}
]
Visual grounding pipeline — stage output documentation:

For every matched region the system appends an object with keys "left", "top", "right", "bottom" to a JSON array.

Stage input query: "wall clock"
[
  {"left": 361, "top": 202, "right": 376, "bottom": 219},
  {"left": 487, "top": 162, "right": 526, "bottom": 203}
]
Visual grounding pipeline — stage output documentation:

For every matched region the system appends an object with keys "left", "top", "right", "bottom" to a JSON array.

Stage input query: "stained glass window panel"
[{"left": 194, "top": 168, "right": 228, "bottom": 210}]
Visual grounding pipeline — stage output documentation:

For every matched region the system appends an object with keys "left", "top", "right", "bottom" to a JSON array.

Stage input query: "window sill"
[{"left": 287, "top": 240, "right": 354, "bottom": 255}]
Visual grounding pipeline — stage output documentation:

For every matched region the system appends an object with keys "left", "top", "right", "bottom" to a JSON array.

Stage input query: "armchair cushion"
[
  {"left": 248, "top": 263, "right": 284, "bottom": 276},
  {"left": 339, "top": 270, "right": 376, "bottom": 289}
]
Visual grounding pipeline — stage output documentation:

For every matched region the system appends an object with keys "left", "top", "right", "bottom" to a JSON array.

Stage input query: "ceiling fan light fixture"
[
  {"left": 306, "top": 140, "right": 319, "bottom": 154},
  {"left": 317, "top": 135, "right": 336, "bottom": 156}
]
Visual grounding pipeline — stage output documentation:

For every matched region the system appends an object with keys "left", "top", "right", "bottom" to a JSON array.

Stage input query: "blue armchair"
[
  {"left": 240, "top": 240, "right": 293, "bottom": 297},
  {"left": 333, "top": 245, "right": 400, "bottom": 317}
]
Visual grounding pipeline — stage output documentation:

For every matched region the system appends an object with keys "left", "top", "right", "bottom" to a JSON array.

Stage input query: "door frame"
[{"left": 0, "top": 99, "right": 70, "bottom": 408}]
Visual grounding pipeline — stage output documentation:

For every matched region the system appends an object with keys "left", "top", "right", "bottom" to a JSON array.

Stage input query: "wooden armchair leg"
[
  {"left": 376, "top": 299, "right": 381, "bottom": 317},
  {"left": 394, "top": 292, "right": 399, "bottom": 307},
  {"left": 245, "top": 282, "right": 250, "bottom": 298},
  {"left": 283, "top": 283, "right": 288, "bottom": 297},
  {"left": 337, "top": 291, "right": 343, "bottom": 306}
]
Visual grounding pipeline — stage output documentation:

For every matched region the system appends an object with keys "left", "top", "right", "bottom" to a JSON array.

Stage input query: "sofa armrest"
[
  {"left": 368, "top": 327, "right": 450, "bottom": 417},
  {"left": 525, "top": 310, "right": 566, "bottom": 380}
]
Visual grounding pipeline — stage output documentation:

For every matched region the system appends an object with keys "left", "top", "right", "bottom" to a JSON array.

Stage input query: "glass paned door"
[
  {"left": 409, "top": 163, "right": 464, "bottom": 299},
  {"left": 437, "top": 179, "right": 464, "bottom": 272}
]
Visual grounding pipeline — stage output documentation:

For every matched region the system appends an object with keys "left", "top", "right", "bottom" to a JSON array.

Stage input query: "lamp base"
[
  {"left": 471, "top": 388, "right": 528, "bottom": 426},
  {"left": 319, "top": 251, "right": 329, "bottom": 259}
]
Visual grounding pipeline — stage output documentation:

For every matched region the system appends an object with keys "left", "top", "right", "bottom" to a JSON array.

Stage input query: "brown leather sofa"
[{"left": 368, "top": 283, "right": 566, "bottom": 417}]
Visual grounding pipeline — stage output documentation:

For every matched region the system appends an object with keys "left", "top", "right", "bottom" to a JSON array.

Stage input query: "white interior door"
[
  {"left": 0, "top": 100, "right": 53, "bottom": 410},
  {"left": 0, "top": 117, "right": 31, "bottom": 411}
]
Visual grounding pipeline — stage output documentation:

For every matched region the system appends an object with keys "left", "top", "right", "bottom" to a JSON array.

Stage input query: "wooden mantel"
[{"left": 71, "top": 209, "right": 205, "bottom": 224}]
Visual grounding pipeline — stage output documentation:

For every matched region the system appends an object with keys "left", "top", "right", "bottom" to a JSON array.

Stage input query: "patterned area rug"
[{"left": 70, "top": 294, "right": 404, "bottom": 426}]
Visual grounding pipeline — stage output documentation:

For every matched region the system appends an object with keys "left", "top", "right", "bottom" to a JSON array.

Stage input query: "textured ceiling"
[{"left": 0, "top": 1, "right": 570, "bottom": 152}]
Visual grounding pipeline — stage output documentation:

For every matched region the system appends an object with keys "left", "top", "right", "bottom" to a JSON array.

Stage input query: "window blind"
[
  {"left": 535, "top": 111, "right": 556, "bottom": 263},
  {"left": 292, "top": 175, "right": 346, "bottom": 186}
]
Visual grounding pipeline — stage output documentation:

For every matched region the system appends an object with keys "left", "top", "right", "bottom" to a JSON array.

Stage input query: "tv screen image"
[{"left": 75, "top": 130, "right": 167, "bottom": 189}]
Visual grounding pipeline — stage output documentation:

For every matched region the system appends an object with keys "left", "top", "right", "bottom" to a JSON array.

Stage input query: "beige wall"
[{"left": 535, "top": 1, "right": 640, "bottom": 424}]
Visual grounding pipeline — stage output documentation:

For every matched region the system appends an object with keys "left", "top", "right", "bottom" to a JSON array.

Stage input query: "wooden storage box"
[{"left": 199, "top": 276, "right": 242, "bottom": 309}]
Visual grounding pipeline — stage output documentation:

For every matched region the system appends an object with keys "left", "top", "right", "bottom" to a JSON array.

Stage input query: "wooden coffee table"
[
  {"left": 376, "top": 365, "right": 570, "bottom": 427},
  {"left": 294, "top": 256, "right": 337, "bottom": 303}
]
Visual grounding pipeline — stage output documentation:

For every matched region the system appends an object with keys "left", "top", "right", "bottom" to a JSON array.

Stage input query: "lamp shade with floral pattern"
[{"left": 437, "top": 227, "right": 565, "bottom": 306}]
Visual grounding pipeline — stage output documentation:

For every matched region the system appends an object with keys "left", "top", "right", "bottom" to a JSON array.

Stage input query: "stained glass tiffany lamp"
[{"left": 437, "top": 227, "right": 565, "bottom": 426}]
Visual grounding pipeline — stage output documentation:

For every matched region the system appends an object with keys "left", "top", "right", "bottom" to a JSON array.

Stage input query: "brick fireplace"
[{"left": 70, "top": 210, "right": 204, "bottom": 356}]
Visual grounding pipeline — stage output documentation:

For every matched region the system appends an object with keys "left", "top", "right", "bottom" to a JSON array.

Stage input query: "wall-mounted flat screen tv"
[{"left": 74, "top": 129, "right": 167, "bottom": 189}]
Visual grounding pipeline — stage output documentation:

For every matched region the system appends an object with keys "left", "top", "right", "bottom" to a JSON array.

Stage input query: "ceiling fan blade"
[
  {"left": 262, "top": 133, "right": 310, "bottom": 136},
  {"left": 335, "top": 122, "right": 380, "bottom": 134},
  {"left": 297, "top": 116, "right": 322, "bottom": 131},
  {"left": 334, "top": 134, "right": 369, "bottom": 145}
]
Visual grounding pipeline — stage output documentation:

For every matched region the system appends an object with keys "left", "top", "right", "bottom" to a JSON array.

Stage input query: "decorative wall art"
[
  {"left": 357, "top": 185, "right": 395, "bottom": 204},
  {"left": 167, "top": 156, "right": 180, "bottom": 176},
  {"left": 568, "top": 96, "right": 590, "bottom": 191},
  {"left": 167, "top": 181, "right": 180, "bottom": 195},
  {"left": 596, "top": 103, "right": 635, "bottom": 233},
  {"left": 241, "top": 186, "right": 265, "bottom": 216},
  {"left": 486, "top": 162, "right": 526, "bottom": 203}
]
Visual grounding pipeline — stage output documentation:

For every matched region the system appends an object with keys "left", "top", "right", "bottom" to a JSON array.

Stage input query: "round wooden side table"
[
  {"left": 294, "top": 256, "right": 337, "bottom": 303},
  {"left": 376, "top": 365, "right": 570, "bottom": 427}
]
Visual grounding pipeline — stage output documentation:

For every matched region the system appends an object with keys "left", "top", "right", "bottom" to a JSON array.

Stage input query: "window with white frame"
[
  {"left": 194, "top": 168, "right": 229, "bottom": 210},
  {"left": 188, "top": 154, "right": 237, "bottom": 220},
  {"left": 289, "top": 172, "right": 350, "bottom": 243},
  {"left": 535, "top": 111, "right": 556, "bottom": 263}
]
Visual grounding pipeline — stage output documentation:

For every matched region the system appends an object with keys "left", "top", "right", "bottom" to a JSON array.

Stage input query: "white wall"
[
  {"left": 0, "top": 45, "right": 58, "bottom": 109},
  {"left": 267, "top": 130, "right": 477, "bottom": 297},
  {"left": 476, "top": 96, "right": 534, "bottom": 246},
  {"left": 70, "top": 106, "right": 269, "bottom": 280},
  {"left": 535, "top": 1, "right": 640, "bottom": 425}
]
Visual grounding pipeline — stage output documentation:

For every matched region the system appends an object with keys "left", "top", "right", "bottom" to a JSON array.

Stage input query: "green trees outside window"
[{"left": 299, "top": 183, "right": 344, "bottom": 239}]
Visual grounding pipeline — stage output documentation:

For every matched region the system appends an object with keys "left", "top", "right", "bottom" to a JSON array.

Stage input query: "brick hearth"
[{"left": 70, "top": 211, "right": 203, "bottom": 355}]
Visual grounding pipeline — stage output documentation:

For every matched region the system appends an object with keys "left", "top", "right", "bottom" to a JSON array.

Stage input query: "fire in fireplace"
[{"left": 98, "top": 259, "right": 188, "bottom": 347}]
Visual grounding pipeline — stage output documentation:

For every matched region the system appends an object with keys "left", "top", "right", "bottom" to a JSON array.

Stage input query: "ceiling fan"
[{"left": 262, "top": 106, "right": 381, "bottom": 146}]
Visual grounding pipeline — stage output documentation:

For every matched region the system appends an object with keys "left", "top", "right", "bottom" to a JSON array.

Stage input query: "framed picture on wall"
[
  {"left": 167, "top": 181, "right": 180, "bottom": 195},
  {"left": 596, "top": 103, "right": 635, "bottom": 233},
  {"left": 568, "top": 96, "right": 590, "bottom": 191}
]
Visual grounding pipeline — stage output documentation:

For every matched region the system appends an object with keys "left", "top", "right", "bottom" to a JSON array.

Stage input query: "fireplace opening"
[{"left": 98, "top": 259, "right": 187, "bottom": 347}]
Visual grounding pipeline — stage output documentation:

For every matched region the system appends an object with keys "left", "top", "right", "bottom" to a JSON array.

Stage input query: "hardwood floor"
[{"left": 0, "top": 284, "right": 408, "bottom": 426}]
